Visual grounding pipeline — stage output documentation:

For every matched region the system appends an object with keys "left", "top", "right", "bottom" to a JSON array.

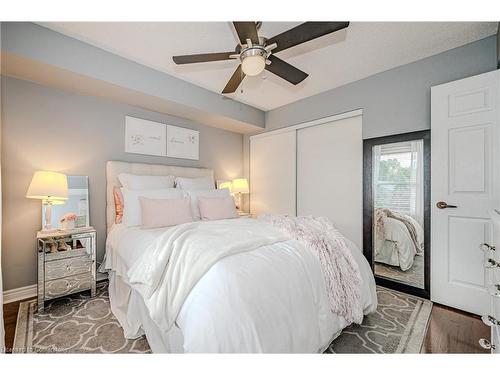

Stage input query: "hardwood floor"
[
  {"left": 2, "top": 297, "right": 491, "bottom": 353},
  {"left": 3, "top": 298, "right": 28, "bottom": 353},
  {"left": 421, "top": 303, "right": 490, "bottom": 353}
]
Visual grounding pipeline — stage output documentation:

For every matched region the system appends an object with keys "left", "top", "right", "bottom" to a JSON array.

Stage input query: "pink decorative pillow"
[
  {"left": 139, "top": 196, "right": 193, "bottom": 229},
  {"left": 198, "top": 196, "right": 238, "bottom": 220},
  {"left": 113, "top": 187, "right": 124, "bottom": 224}
]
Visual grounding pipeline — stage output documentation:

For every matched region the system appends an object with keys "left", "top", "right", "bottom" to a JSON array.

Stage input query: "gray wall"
[
  {"left": 243, "top": 35, "right": 498, "bottom": 209},
  {"left": 266, "top": 36, "right": 498, "bottom": 137},
  {"left": 1, "top": 76, "right": 244, "bottom": 290},
  {"left": 242, "top": 36, "right": 498, "bottom": 189},
  {"left": 1, "top": 22, "right": 265, "bottom": 131}
]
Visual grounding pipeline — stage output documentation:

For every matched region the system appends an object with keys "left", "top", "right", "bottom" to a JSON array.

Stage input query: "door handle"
[{"left": 436, "top": 201, "right": 458, "bottom": 209}]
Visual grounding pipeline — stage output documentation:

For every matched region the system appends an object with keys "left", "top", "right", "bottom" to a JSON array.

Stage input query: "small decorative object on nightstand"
[
  {"left": 238, "top": 212, "right": 252, "bottom": 218},
  {"left": 232, "top": 178, "right": 249, "bottom": 212},
  {"left": 37, "top": 227, "right": 96, "bottom": 312}
]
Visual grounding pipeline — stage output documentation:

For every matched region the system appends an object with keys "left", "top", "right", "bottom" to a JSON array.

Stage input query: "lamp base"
[{"left": 235, "top": 192, "right": 242, "bottom": 211}]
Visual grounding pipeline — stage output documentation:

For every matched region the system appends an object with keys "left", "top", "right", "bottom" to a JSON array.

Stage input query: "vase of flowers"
[{"left": 60, "top": 212, "right": 77, "bottom": 230}]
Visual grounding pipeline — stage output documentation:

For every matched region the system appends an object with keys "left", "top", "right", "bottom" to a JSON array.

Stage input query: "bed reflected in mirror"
[{"left": 364, "top": 131, "right": 430, "bottom": 297}]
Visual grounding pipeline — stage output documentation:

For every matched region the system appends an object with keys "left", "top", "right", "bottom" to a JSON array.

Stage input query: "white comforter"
[
  {"left": 106, "top": 218, "right": 377, "bottom": 353},
  {"left": 375, "top": 216, "right": 424, "bottom": 271}
]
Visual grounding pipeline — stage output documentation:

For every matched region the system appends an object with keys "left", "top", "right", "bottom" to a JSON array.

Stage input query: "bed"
[
  {"left": 374, "top": 208, "right": 424, "bottom": 271},
  {"left": 104, "top": 161, "right": 377, "bottom": 353}
]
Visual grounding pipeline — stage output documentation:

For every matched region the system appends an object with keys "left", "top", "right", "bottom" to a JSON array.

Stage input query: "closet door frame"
[{"left": 249, "top": 109, "right": 363, "bottom": 216}]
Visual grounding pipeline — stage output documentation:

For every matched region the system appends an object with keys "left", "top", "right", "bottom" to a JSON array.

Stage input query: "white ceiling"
[{"left": 39, "top": 22, "right": 497, "bottom": 111}]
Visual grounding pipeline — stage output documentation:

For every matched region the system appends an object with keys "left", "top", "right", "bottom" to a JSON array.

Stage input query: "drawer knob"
[
  {"left": 479, "top": 338, "right": 495, "bottom": 350},
  {"left": 480, "top": 243, "right": 496, "bottom": 252},
  {"left": 488, "top": 284, "right": 500, "bottom": 297},
  {"left": 481, "top": 315, "right": 500, "bottom": 327},
  {"left": 485, "top": 258, "right": 500, "bottom": 268}
]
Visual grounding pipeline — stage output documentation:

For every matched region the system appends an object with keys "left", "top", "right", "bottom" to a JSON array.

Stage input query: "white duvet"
[
  {"left": 375, "top": 216, "right": 424, "bottom": 271},
  {"left": 106, "top": 218, "right": 377, "bottom": 353}
]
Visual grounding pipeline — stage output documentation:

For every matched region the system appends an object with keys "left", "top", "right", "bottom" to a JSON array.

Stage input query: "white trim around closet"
[{"left": 250, "top": 108, "right": 363, "bottom": 140}]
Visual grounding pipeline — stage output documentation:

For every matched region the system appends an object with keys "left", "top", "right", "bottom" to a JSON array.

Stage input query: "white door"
[
  {"left": 297, "top": 115, "right": 363, "bottom": 248},
  {"left": 431, "top": 70, "right": 499, "bottom": 315},
  {"left": 250, "top": 131, "right": 296, "bottom": 217}
]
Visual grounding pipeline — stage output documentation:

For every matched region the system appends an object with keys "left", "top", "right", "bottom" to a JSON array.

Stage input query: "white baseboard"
[{"left": 3, "top": 284, "right": 37, "bottom": 304}]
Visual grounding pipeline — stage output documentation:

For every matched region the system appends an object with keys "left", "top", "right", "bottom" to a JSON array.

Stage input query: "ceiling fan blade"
[
  {"left": 222, "top": 65, "right": 245, "bottom": 94},
  {"left": 267, "top": 22, "right": 349, "bottom": 54},
  {"left": 265, "top": 55, "right": 308, "bottom": 85},
  {"left": 173, "top": 52, "right": 235, "bottom": 64},
  {"left": 233, "top": 22, "right": 260, "bottom": 45}
]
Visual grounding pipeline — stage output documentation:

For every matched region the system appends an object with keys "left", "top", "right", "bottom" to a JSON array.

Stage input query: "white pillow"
[
  {"left": 184, "top": 188, "right": 230, "bottom": 220},
  {"left": 118, "top": 173, "right": 175, "bottom": 190},
  {"left": 175, "top": 175, "right": 214, "bottom": 190},
  {"left": 121, "top": 188, "right": 184, "bottom": 227}
]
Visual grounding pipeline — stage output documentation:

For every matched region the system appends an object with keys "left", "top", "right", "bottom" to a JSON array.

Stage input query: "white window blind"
[{"left": 373, "top": 142, "right": 420, "bottom": 217}]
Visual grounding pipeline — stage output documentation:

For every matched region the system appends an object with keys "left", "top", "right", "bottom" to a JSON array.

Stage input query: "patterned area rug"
[
  {"left": 13, "top": 283, "right": 150, "bottom": 353},
  {"left": 14, "top": 283, "right": 431, "bottom": 353},
  {"left": 326, "top": 286, "right": 432, "bottom": 353}
]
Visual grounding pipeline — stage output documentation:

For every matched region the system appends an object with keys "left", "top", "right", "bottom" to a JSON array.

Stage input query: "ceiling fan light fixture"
[
  {"left": 172, "top": 22, "right": 350, "bottom": 94},
  {"left": 240, "top": 47, "right": 267, "bottom": 76}
]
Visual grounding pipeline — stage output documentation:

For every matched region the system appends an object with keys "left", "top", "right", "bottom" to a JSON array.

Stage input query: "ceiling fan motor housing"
[{"left": 240, "top": 46, "right": 267, "bottom": 76}]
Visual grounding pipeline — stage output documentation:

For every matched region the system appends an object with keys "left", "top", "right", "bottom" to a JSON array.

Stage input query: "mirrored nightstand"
[{"left": 37, "top": 227, "right": 96, "bottom": 312}]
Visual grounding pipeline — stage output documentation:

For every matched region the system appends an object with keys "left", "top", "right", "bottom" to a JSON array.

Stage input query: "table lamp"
[
  {"left": 26, "top": 171, "right": 68, "bottom": 232},
  {"left": 231, "top": 178, "right": 249, "bottom": 212}
]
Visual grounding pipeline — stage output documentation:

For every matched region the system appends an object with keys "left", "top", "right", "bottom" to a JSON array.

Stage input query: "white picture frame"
[
  {"left": 125, "top": 116, "right": 167, "bottom": 157},
  {"left": 166, "top": 125, "right": 199, "bottom": 160}
]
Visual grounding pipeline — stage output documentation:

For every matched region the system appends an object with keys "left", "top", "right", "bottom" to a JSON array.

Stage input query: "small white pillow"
[
  {"left": 121, "top": 188, "right": 184, "bottom": 227},
  {"left": 175, "top": 175, "right": 214, "bottom": 190},
  {"left": 184, "top": 188, "right": 230, "bottom": 220},
  {"left": 118, "top": 173, "right": 175, "bottom": 190}
]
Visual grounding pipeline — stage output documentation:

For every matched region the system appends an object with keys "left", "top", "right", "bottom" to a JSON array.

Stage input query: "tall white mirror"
[{"left": 364, "top": 131, "right": 430, "bottom": 297}]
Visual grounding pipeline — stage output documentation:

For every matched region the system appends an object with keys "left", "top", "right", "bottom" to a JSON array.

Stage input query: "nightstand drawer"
[
  {"left": 37, "top": 227, "right": 97, "bottom": 311},
  {"left": 45, "top": 256, "right": 93, "bottom": 281},
  {"left": 45, "top": 273, "right": 92, "bottom": 299}
]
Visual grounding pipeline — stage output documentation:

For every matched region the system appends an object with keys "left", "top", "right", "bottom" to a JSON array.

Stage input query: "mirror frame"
[{"left": 363, "top": 130, "right": 431, "bottom": 299}]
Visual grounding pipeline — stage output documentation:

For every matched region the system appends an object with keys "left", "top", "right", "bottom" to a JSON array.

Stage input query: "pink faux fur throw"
[{"left": 260, "top": 214, "right": 363, "bottom": 324}]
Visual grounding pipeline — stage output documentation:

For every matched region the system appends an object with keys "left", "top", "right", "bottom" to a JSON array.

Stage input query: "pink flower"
[{"left": 60, "top": 212, "right": 78, "bottom": 223}]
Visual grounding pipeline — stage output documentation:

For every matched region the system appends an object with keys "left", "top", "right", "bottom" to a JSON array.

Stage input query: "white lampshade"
[
  {"left": 231, "top": 178, "right": 249, "bottom": 194},
  {"left": 241, "top": 55, "right": 265, "bottom": 76},
  {"left": 26, "top": 171, "right": 68, "bottom": 202}
]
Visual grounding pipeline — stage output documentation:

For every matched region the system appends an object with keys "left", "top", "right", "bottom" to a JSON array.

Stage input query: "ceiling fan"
[{"left": 172, "top": 22, "right": 349, "bottom": 94}]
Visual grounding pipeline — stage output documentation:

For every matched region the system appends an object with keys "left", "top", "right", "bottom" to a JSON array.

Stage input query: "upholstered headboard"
[{"left": 106, "top": 161, "right": 214, "bottom": 232}]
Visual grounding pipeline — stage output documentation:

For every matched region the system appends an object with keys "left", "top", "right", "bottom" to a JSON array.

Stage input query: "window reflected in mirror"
[{"left": 372, "top": 140, "right": 425, "bottom": 289}]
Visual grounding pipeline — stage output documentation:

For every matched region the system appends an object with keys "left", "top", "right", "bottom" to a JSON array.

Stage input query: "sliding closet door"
[
  {"left": 250, "top": 131, "right": 296, "bottom": 217},
  {"left": 297, "top": 115, "right": 363, "bottom": 248}
]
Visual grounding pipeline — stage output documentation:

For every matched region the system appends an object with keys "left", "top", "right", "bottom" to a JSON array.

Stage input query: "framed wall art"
[
  {"left": 125, "top": 116, "right": 167, "bottom": 157},
  {"left": 166, "top": 124, "right": 199, "bottom": 160}
]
